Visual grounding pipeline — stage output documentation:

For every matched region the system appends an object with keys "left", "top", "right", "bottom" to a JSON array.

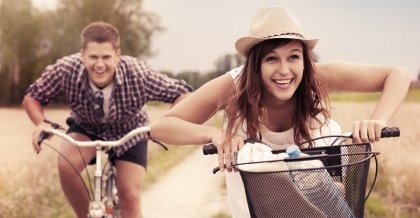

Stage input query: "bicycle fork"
[
  {"left": 104, "top": 168, "right": 119, "bottom": 217},
  {"left": 88, "top": 146, "right": 106, "bottom": 218}
]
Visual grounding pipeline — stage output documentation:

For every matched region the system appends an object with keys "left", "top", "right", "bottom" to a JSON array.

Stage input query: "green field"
[{"left": 329, "top": 87, "right": 420, "bottom": 102}]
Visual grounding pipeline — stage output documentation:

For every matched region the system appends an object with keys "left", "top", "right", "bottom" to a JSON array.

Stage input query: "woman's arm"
[
  {"left": 151, "top": 72, "right": 243, "bottom": 172},
  {"left": 171, "top": 92, "right": 191, "bottom": 107},
  {"left": 316, "top": 60, "right": 411, "bottom": 142},
  {"left": 150, "top": 73, "right": 234, "bottom": 145}
]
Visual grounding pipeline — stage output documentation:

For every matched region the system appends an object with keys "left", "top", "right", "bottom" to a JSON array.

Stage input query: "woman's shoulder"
[{"left": 226, "top": 65, "right": 244, "bottom": 79}]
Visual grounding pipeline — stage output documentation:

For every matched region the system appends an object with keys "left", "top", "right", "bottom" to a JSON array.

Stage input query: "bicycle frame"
[{"left": 41, "top": 126, "right": 151, "bottom": 218}]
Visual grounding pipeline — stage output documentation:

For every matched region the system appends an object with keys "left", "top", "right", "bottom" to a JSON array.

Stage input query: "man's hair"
[{"left": 80, "top": 21, "right": 120, "bottom": 49}]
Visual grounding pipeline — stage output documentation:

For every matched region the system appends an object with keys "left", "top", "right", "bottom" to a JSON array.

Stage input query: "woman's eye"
[
  {"left": 289, "top": 55, "right": 300, "bottom": 61},
  {"left": 265, "top": 56, "right": 277, "bottom": 62}
]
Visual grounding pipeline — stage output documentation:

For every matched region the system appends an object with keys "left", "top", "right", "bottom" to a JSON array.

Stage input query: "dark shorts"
[{"left": 67, "top": 119, "right": 148, "bottom": 169}]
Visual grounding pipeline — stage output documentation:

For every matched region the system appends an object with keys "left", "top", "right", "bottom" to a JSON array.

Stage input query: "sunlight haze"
[{"left": 32, "top": 0, "right": 420, "bottom": 79}]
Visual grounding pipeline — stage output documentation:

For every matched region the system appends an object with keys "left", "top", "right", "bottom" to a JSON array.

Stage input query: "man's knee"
[
  {"left": 57, "top": 156, "right": 76, "bottom": 178},
  {"left": 57, "top": 154, "right": 88, "bottom": 180},
  {"left": 118, "top": 190, "right": 141, "bottom": 210}
]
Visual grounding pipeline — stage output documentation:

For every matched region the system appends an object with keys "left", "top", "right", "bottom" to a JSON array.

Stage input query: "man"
[{"left": 22, "top": 21, "right": 192, "bottom": 218}]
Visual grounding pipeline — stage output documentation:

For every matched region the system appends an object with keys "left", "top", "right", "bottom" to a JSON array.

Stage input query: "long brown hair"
[{"left": 222, "top": 39, "right": 329, "bottom": 146}]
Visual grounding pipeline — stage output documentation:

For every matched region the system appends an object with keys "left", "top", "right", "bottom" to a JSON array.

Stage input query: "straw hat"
[{"left": 235, "top": 6, "right": 318, "bottom": 57}]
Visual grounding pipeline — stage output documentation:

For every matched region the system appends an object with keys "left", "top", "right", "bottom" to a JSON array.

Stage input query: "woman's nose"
[{"left": 276, "top": 62, "right": 290, "bottom": 75}]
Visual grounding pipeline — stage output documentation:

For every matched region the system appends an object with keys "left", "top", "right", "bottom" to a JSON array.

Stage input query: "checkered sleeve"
[
  {"left": 25, "top": 61, "right": 64, "bottom": 106},
  {"left": 138, "top": 60, "right": 193, "bottom": 103}
]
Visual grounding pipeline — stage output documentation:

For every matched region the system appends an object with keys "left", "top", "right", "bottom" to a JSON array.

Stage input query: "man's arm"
[
  {"left": 22, "top": 95, "right": 47, "bottom": 126},
  {"left": 22, "top": 95, "right": 51, "bottom": 152}
]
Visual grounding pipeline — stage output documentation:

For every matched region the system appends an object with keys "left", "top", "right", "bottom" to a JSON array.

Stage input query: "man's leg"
[
  {"left": 57, "top": 132, "right": 96, "bottom": 218},
  {"left": 116, "top": 160, "right": 146, "bottom": 218}
]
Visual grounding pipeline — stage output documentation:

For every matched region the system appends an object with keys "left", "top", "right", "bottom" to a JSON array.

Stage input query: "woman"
[{"left": 151, "top": 5, "right": 410, "bottom": 217}]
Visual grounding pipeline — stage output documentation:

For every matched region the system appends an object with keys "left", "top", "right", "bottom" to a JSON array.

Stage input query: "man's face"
[{"left": 81, "top": 42, "right": 120, "bottom": 88}]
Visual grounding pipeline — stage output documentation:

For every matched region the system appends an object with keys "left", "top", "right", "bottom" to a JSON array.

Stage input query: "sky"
[{"left": 32, "top": 0, "right": 420, "bottom": 80}]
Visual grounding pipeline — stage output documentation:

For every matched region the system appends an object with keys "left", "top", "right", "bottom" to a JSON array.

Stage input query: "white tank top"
[{"left": 224, "top": 66, "right": 342, "bottom": 218}]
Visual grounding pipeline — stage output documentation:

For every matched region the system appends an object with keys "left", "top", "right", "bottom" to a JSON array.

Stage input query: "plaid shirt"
[{"left": 26, "top": 53, "right": 192, "bottom": 156}]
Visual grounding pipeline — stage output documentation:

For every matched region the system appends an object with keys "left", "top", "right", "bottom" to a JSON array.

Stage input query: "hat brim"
[{"left": 235, "top": 36, "right": 318, "bottom": 57}]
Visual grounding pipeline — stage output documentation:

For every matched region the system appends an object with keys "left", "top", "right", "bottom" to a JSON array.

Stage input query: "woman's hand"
[
  {"left": 213, "top": 133, "right": 244, "bottom": 172},
  {"left": 352, "top": 120, "right": 387, "bottom": 144}
]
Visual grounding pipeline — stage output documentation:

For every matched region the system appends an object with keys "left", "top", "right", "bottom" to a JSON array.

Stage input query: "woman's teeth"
[{"left": 274, "top": 79, "right": 292, "bottom": 85}]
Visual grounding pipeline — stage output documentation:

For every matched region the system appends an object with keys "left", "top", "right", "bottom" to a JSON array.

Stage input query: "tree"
[
  {"left": 0, "top": 0, "right": 163, "bottom": 105},
  {"left": 213, "top": 53, "right": 244, "bottom": 77},
  {"left": 0, "top": 0, "right": 43, "bottom": 105},
  {"left": 48, "top": 0, "right": 163, "bottom": 59}
]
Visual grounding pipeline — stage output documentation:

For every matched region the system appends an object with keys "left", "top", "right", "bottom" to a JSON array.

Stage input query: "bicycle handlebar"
[
  {"left": 379, "top": 127, "right": 400, "bottom": 138},
  {"left": 38, "top": 126, "right": 151, "bottom": 148},
  {"left": 202, "top": 127, "right": 400, "bottom": 155}
]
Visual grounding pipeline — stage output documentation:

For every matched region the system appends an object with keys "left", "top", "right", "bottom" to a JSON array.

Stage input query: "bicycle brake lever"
[
  {"left": 151, "top": 139, "right": 168, "bottom": 150},
  {"left": 43, "top": 119, "right": 64, "bottom": 130},
  {"left": 37, "top": 120, "right": 63, "bottom": 146},
  {"left": 148, "top": 132, "right": 169, "bottom": 150},
  {"left": 212, "top": 167, "right": 220, "bottom": 174},
  {"left": 37, "top": 131, "right": 50, "bottom": 146}
]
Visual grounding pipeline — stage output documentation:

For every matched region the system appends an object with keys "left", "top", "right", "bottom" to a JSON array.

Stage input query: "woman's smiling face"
[{"left": 260, "top": 40, "right": 304, "bottom": 104}]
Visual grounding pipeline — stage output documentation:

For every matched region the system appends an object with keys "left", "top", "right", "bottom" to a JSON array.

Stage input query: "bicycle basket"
[{"left": 237, "top": 143, "right": 378, "bottom": 218}]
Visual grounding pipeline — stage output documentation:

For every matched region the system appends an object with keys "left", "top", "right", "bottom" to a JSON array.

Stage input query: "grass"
[
  {"left": 365, "top": 195, "right": 393, "bottom": 218},
  {"left": 329, "top": 87, "right": 420, "bottom": 102},
  {"left": 366, "top": 194, "right": 419, "bottom": 218},
  {"left": 0, "top": 148, "right": 74, "bottom": 218},
  {"left": 211, "top": 212, "right": 232, "bottom": 218},
  {"left": 362, "top": 133, "right": 420, "bottom": 217},
  {"left": 405, "top": 87, "right": 420, "bottom": 101}
]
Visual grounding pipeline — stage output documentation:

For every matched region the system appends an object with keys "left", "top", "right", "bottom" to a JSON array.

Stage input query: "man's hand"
[{"left": 32, "top": 121, "right": 51, "bottom": 153}]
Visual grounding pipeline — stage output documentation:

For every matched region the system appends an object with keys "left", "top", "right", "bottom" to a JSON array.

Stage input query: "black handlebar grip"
[
  {"left": 37, "top": 120, "right": 63, "bottom": 146},
  {"left": 37, "top": 131, "right": 50, "bottom": 145},
  {"left": 66, "top": 117, "right": 75, "bottom": 126},
  {"left": 380, "top": 127, "right": 400, "bottom": 138},
  {"left": 203, "top": 143, "right": 218, "bottom": 155}
]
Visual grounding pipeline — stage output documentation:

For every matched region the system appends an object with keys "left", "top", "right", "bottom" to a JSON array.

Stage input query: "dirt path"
[
  {"left": 142, "top": 106, "right": 231, "bottom": 218},
  {"left": 142, "top": 148, "right": 230, "bottom": 218}
]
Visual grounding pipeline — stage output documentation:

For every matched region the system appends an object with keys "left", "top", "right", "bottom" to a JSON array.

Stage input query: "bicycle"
[
  {"left": 37, "top": 119, "right": 167, "bottom": 218},
  {"left": 202, "top": 127, "right": 400, "bottom": 218}
]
